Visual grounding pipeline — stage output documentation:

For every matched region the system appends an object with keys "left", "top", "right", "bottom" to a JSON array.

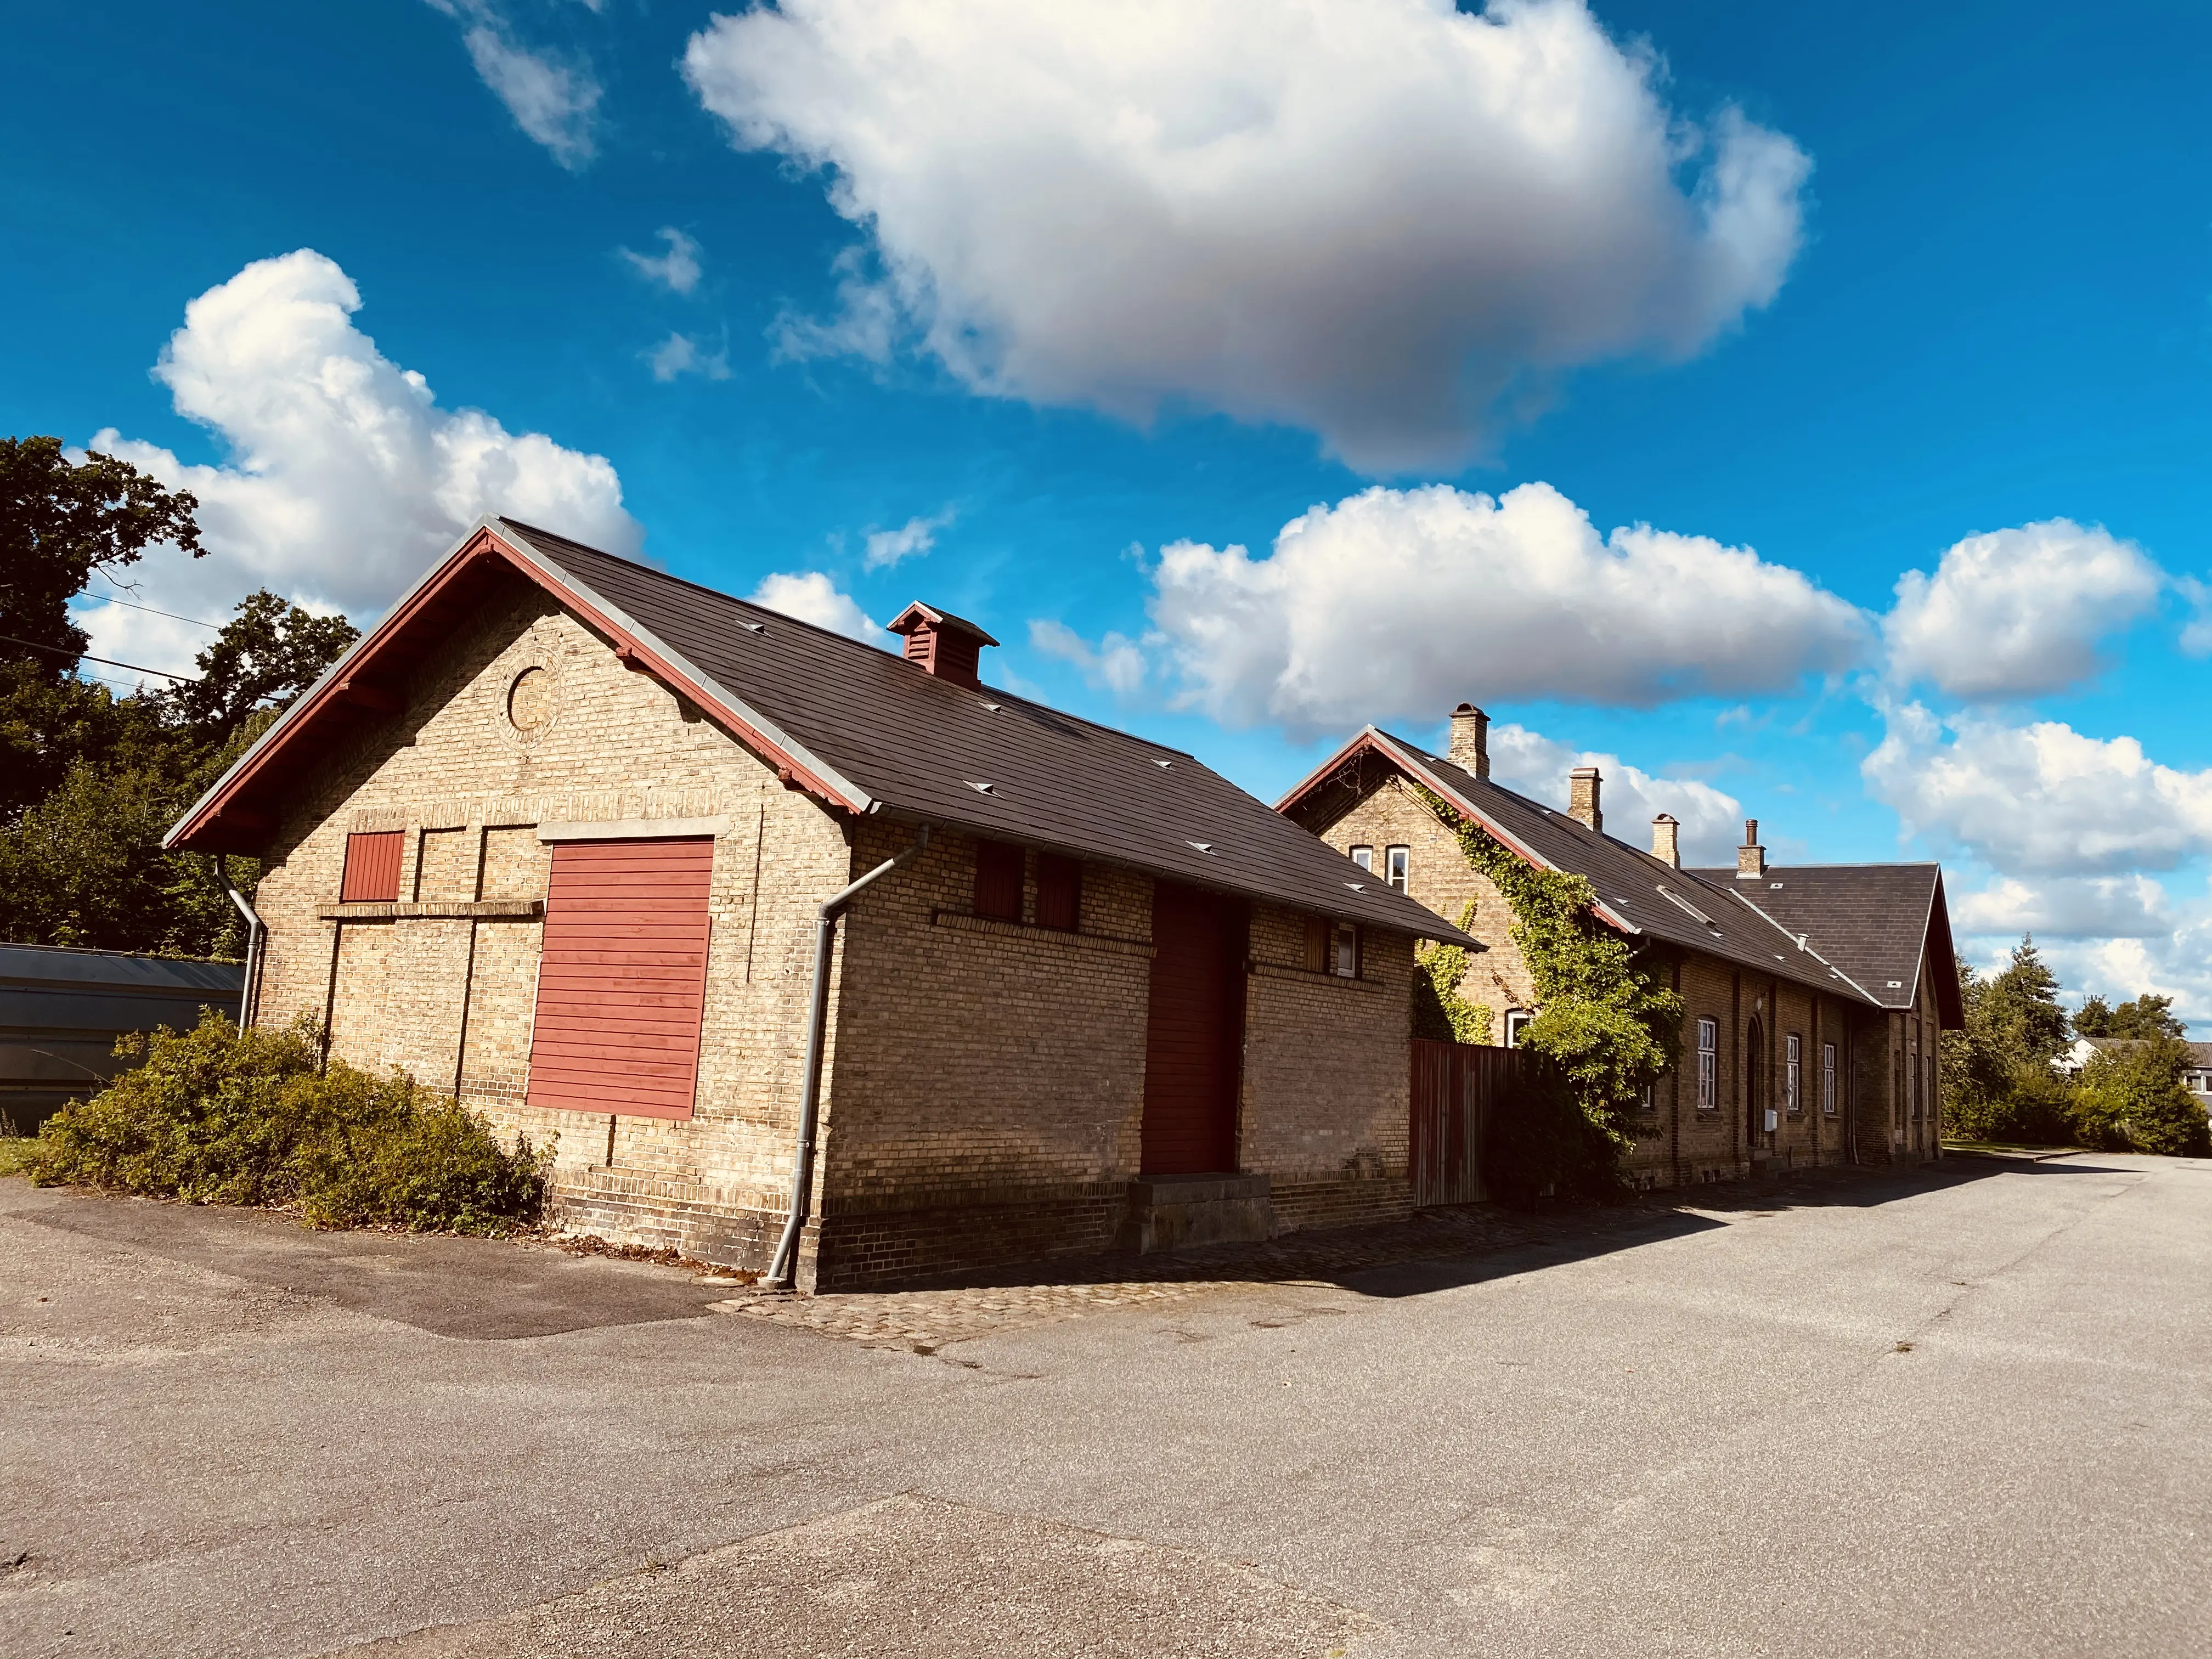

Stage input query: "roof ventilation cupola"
[
  {"left": 1737, "top": 819, "right": 1767, "bottom": 880},
  {"left": 1449, "top": 703, "right": 1490, "bottom": 780},
  {"left": 887, "top": 602, "right": 1000, "bottom": 690}
]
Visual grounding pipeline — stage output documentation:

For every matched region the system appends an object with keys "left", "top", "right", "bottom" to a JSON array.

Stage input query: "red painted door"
[
  {"left": 526, "top": 837, "right": 714, "bottom": 1121},
  {"left": 1140, "top": 881, "right": 1247, "bottom": 1175}
]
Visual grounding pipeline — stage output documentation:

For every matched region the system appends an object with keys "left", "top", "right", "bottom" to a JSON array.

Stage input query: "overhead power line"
[{"left": 0, "top": 633, "right": 200, "bottom": 682}]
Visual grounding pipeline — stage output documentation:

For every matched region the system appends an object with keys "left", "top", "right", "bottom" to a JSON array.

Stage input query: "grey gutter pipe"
[
  {"left": 214, "top": 857, "right": 264, "bottom": 1034},
  {"left": 766, "top": 823, "right": 930, "bottom": 1289}
]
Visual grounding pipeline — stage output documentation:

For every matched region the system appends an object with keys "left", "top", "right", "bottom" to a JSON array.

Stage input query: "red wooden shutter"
[
  {"left": 526, "top": 837, "right": 714, "bottom": 1121},
  {"left": 1035, "top": 853, "right": 1081, "bottom": 932},
  {"left": 340, "top": 831, "right": 404, "bottom": 902},
  {"left": 974, "top": 839, "right": 1023, "bottom": 921}
]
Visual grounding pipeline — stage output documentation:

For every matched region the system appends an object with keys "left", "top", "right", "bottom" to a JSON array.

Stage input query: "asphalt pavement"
[{"left": 3, "top": 1150, "right": 2206, "bottom": 1657}]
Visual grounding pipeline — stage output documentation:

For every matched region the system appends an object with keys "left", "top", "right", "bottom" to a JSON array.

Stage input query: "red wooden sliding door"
[
  {"left": 1139, "top": 880, "right": 1248, "bottom": 1175},
  {"left": 526, "top": 837, "right": 714, "bottom": 1121}
]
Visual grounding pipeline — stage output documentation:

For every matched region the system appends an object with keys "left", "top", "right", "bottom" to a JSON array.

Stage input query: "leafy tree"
[
  {"left": 161, "top": 589, "right": 358, "bottom": 744},
  {"left": 2074, "top": 992, "right": 2186, "bottom": 1041},
  {"left": 1, "top": 436, "right": 202, "bottom": 674},
  {"left": 1942, "top": 940, "right": 2079, "bottom": 1146},
  {"left": 2073, "top": 1036, "right": 2212, "bottom": 1157},
  {"left": 1982, "top": 935, "right": 2073, "bottom": 1064}
]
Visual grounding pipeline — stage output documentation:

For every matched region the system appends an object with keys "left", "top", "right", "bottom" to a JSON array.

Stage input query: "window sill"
[
  {"left": 319, "top": 899, "right": 545, "bottom": 921},
  {"left": 931, "top": 910, "right": 1154, "bottom": 958},
  {"left": 1248, "top": 961, "right": 1381, "bottom": 995}
]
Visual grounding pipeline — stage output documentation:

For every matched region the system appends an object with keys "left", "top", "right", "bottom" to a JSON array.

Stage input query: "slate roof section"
[
  {"left": 168, "top": 519, "right": 1466, "bottom": 946},
  {"left": 1685, "top": 862, "right": 1962, "bottom": 1022},
  {"left": 1278, "top": 726, "right": 1956, "bottom": 1017}
]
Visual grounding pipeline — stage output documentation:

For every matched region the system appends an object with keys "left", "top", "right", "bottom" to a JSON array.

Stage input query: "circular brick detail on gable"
[{"left": 506, "top": 664, "right": 557, "bottom": 739}]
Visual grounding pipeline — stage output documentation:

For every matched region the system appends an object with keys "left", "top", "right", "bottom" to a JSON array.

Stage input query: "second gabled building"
[{"left": 1278, "top": 706, "right": 1962, "bottom": 1185}]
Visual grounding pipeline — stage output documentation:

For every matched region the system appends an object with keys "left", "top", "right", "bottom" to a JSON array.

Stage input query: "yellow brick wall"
[
  {"left": 249, "top": 589, "right": 850, "bottom": 1224},
  {"left": 1307, "top": 774, "right": 1537, "bottom": 1023}
]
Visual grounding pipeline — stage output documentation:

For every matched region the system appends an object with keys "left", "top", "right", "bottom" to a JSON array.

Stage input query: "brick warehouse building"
[
  {"left": 1277, "top": 708, "right": 1961, "bottom": 1187},
  {"left": 163, "top": 519, "right": 1469, "bottom": 1290}
]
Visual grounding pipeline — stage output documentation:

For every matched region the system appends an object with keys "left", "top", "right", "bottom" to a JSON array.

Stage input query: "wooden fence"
[{"left": 1409, "top": 1037, "right": 1531, "bottom": 1208}]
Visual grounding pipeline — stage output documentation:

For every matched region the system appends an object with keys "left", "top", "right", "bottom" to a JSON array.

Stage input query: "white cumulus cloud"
[
  {"left": 750, "top": 571, "right": 879, "bottom": 641},
  {"left": 80, "top": 250, "right": 639, "bottom": 676},
  {"left": 1478, "top": 721, "right": 1743, "bottom": 866},
  {"left": 1030, "top": 618, "right": 1147, "bottom": 697},
  {"left": 645, "top": 332, "right": 732, "bottom": 382},
  {"left": 1883, "top": 520, "right": 2162, "bottom": 699},
  {"left": 1949, "top": 874, "right": 2171, "bottom": 941},
  {"left": 684, "top": 0, "right": 1810, "bottom": 471},
  {"left": 863, "top": 508, "right": 955, "bottom": 570},
  {"left": 622, "top": 228, "right": 704, "bottom": 295},
  {"left": 432, "top": 2, "right": 603, "bottom": 169},
  {"left": 1142, "top": 481, "right": 1865, "bottom": 736},
  {"left": 1862, "top": 702, "right": 2212, "bottom": 877}
]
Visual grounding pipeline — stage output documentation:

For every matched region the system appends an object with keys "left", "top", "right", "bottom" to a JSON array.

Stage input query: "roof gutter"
[{"left": 766, "top": 822, "right": 932, "bottom": 1290}]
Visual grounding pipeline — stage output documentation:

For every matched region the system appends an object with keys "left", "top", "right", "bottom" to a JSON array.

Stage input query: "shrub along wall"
[{"left": 24, "top": 1012, "right": 552, "bottom": 1233}]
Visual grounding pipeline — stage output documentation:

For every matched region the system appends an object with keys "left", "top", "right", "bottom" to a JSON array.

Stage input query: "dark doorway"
[
  {"left": 1745, "top": 1016, "right": 1764, "bottom": 1143},
  {"left": 1140, "top": 881, "right": 1248, "bottom": 1175}
]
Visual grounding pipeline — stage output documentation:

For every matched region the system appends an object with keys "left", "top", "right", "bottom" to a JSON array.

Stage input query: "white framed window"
[
  {"left": 1785, "top": 1034, "right": 1802, "bottom": 1115},
  {"left": 1696, "top": 1017, "right": 1718, "bottom": 1110},
  {"left": 1349, "top": 844, "right": 1374, "bottom": 872},
  {"left": 1384, "top": 845, "right": 1409, "bottom": 891},
  {"left": 1639, "top": 1080, "right": 1655, "bottom": 1114},
  {"left": 1504, "top": 1009, "right": 1532, "bottom": 1048},
  {"left": 1821, "top": 1042, "right": 1837, "bottom": 1115},
  {"left": 1332, "top": 920, "right": 1360, "bottom": 979}
]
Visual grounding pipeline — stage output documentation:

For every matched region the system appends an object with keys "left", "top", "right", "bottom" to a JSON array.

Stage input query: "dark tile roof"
[
  {"left": 1279, "top": 726, "right": 1955, "bottom": 1015},
  {"left": 483, "top": 522, "right": 1468, "bottom": 944},
  {"left": 1685, "top": 862, "right": 1959, "bottom": 1019}
]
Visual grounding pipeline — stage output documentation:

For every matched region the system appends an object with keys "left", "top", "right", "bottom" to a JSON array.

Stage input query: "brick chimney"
[
  {"left": 1737, "top": 819, "right": 1766, "bottom": 880},
  {"left": 887, "top": 602, "right": 999, "bottom": 690},
  {"left": 1568, "top": 766, "right": 1602, "bottom": 833},
  {"left": 1448, "top": 703, "right": 1489, "bottom": 779},
  {"left": 1652, "top": 813, "right": 1680, "bottom": 868}
]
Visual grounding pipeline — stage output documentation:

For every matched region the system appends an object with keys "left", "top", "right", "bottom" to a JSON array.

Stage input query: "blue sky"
[{"left": 7, "top": 1, "right": 2212, "bottom": 1019}]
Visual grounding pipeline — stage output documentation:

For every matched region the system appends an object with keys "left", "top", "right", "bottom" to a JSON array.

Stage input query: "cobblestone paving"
[
  {"left": 709, "top": 1163, "right": 1949, "bottom": 1353},
  {"left": 711, "top": 1199, "right": 1644, "bottom": 1352}
]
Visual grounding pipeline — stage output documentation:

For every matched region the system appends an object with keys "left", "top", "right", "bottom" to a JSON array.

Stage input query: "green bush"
[
  {"left": 2072, "top": 1039, "right": 2212, "bottom": 1158},
  {"left": 1482, "top": 1056, "right": 1631, "bottom": 1208},
  {"left": 25, "top": 1012, "right": 552, "bottom": 1232},
  {"left": 1944, "top": 1061, "right": 2076, "bottom": 1147}
]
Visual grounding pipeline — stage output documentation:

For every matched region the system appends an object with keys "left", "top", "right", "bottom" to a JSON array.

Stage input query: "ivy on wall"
[
  {"left": 1412, "top": 900, "right": 1492, "bottom": 1045},
  {"left": 1413, "top": 785, "right": 1684, "bottom": 1198}
]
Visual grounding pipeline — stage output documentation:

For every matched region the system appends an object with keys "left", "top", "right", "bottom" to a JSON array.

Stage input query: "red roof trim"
[{"left": 164, "top": 524, "right": 865, "bottom": 853}]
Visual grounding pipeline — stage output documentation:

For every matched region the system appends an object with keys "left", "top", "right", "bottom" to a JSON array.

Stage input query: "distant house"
[
  {"left": 162, "top": 518, "right": 1466, "bottom": 1289},
  {"left": 1277, "top": 706, "right": 1962, "bottom": 1185}
]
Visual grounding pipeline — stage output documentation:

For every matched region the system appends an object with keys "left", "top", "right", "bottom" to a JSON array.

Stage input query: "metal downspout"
[
  {"left": 214, "top": 857, "right": 264, "bottom": 1033},
  {"left": 766, "top": 823, "right": 930, "bottom": 1289}
]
